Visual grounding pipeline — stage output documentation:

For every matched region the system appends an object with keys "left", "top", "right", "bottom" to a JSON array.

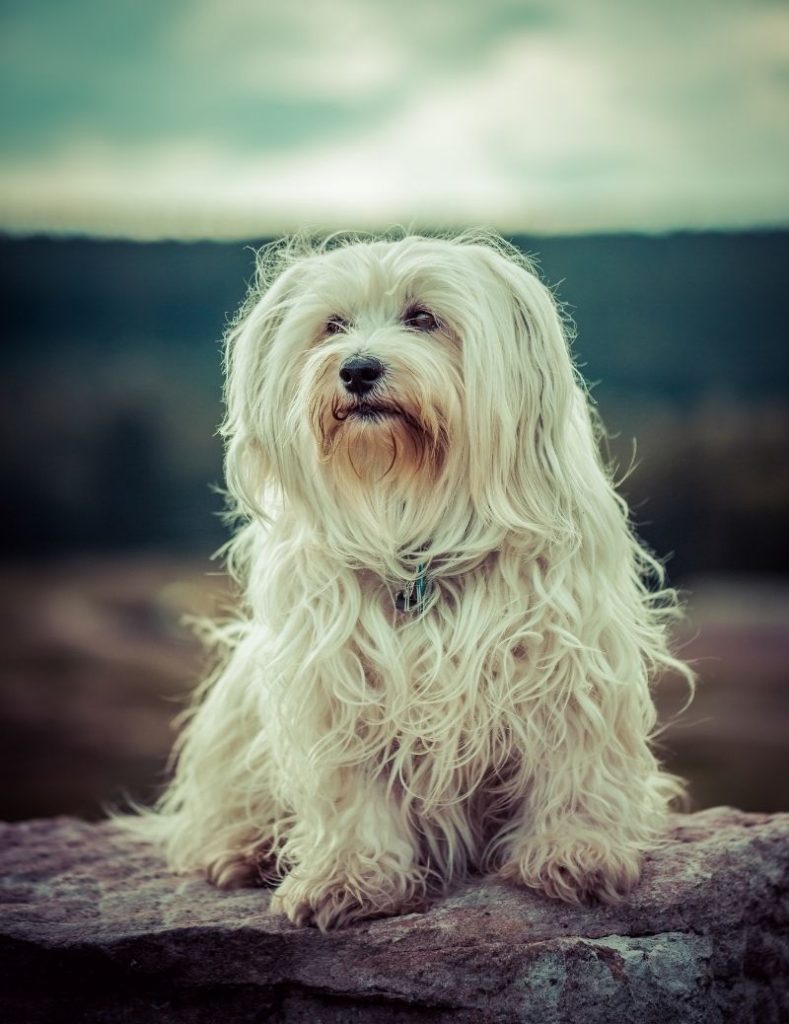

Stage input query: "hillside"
[{"left": 1, "top": 231, "right": 787, "bottom": 573}]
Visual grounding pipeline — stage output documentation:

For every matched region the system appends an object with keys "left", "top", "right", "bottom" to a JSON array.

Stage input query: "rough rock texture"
[{"left": 1, "top": 809, "right": 787, "bottom": 1023}]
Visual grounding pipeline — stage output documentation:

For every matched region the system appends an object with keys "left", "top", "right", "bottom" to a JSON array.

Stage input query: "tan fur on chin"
[{"left": 118, "top": 229, "right": 693, "bottom": 932}]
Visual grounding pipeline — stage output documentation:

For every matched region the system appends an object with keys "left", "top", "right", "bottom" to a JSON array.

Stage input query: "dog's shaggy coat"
[{"left": 140, "top": 231, "right": 691, "bottom": 930}]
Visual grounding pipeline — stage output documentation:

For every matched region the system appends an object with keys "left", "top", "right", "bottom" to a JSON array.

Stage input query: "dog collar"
[{"left": 395, "top": 563, "right": 431, "bottom": 614}]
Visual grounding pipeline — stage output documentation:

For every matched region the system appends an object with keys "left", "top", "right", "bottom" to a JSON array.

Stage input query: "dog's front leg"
[
  {"left": 269, "top": 770, "right": 425, "bottom": 930},
  {"left": 498, "top": 726, "right": 674, "bottom": 904}
]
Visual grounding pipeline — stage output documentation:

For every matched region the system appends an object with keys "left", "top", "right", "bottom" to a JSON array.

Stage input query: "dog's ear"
[
  {"left": 465, "top": 244, "right": 605, "bottom": 548},
  {"left": 222, "top": 253, "right": 305, "bottom": 515}
]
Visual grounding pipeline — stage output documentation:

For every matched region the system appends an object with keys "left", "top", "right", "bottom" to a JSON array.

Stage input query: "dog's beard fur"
[
  {"left": 126, "top": 231, "right": 693, "bottom": 932},
  {"left": 308, "top": 360, "right": 449, "bottom": 488}
]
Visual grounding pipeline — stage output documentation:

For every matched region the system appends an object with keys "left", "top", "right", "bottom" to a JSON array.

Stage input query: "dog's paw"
[
  {"left": 206, "top": 848, "right": 278, "bottom": 890},
  {"left": 269, "top": 867, "right": 423, "bottom": 930},
  {"left": 499, "top": 835, "right": 641, "bottom": 904}
]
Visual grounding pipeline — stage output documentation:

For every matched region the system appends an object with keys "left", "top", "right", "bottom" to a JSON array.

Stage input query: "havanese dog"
[{"left": 140, "top": 230, "right": 691, "bottom": 930}]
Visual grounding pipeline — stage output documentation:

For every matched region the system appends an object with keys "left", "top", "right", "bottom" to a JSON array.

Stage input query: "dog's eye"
[
  {"left": 403, "top": 308, "right": 439, "bottom": 332},
  {"left": 325, "top": 315, "right": 349, "bottom": 335}
]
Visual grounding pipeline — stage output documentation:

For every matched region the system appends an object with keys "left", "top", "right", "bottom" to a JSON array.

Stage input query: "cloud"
[{"left": 0, "top": 0, "right": 787, "bottom": 236}]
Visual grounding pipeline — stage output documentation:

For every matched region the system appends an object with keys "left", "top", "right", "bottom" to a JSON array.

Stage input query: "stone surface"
[{"left": 1, "top": 808, "right": 787, "bottom": 1023}]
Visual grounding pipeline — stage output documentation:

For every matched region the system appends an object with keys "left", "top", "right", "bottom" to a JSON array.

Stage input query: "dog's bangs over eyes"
[
  {"left": 324, "top": 314, "right": 349, "bottom": 336},
  {"left": 320, "top": 307, "right": 442, "bottom": 338},
  {"left": 402, "top": 306, "right": 441, "bottom": 333}
]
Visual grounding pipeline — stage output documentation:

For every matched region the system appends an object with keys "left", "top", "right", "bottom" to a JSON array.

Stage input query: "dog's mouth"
[
  {"left": 333, "top": 401, "right": 402, "bottom": 423},
  {"left": 319, "top": 393, "right": 447, "bottom": 477}
]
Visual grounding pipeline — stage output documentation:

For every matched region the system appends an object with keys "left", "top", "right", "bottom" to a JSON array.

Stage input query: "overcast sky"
[{"left": 1, "top": 0, "right": 788, "bottom": 238}]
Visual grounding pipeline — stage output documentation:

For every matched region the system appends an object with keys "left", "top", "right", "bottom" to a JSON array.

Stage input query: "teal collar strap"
[{"left": 395, "top": 562, "right": 432, "bottom": 614}]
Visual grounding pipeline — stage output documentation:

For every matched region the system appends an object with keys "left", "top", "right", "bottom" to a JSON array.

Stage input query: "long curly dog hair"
[{"left": 132, "top": 230, "right": 691, "bottom": 930}]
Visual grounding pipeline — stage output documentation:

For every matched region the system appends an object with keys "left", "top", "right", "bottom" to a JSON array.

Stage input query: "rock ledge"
[{"left": 1, "top": 808, "right": 787, "bottom": 1023}]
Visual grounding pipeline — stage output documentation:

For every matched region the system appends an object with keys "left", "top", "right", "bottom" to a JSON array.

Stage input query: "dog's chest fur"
[{"left": 288, "top": 563, "right": 532, "bottom": 805}]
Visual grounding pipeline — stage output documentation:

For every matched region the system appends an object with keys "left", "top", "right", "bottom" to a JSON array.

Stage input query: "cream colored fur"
[{"left": 134, "top": 231, "right": 692, "bottom": 930}]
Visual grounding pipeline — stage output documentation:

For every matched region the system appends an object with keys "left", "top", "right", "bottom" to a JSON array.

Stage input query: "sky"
[{"left": 1, "top": 0, "right": 788, "bottom": 238}]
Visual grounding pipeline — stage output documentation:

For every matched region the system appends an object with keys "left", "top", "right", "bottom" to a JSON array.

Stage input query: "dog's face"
[
  {"left": 297, "top": 241, "right": 466, "bottom": 490},
  {"left": 225, "top": 234, "right": 580, "bottom": 561}
]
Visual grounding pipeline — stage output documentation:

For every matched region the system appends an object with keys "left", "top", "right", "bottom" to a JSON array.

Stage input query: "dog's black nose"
[{"left": 339, "top": 356, "right": 384, "bottom": 395}]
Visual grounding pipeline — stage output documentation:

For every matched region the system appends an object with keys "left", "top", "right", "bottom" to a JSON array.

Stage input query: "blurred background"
[{"left": 1, "top": 0, "right": 787, "bottom": 822}]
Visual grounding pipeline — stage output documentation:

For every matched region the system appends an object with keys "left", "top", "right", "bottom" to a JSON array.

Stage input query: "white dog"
[{"left": 144, "top": 231, "right": 691, "bottom": 930}]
